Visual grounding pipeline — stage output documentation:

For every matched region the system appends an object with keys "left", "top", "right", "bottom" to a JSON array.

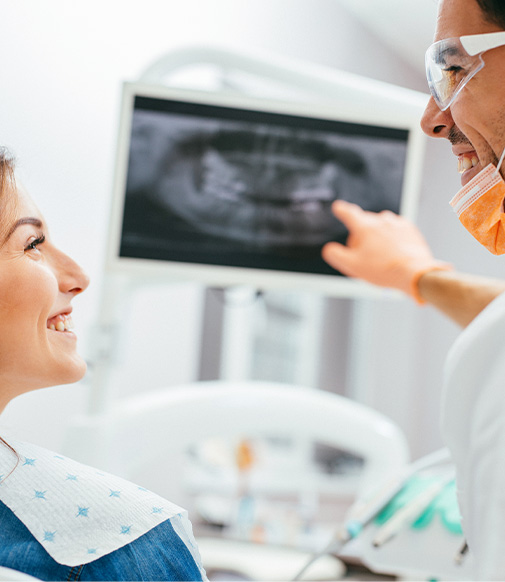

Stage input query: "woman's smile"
[{"left": 0, "top": 182, "right": 89, "bottom": 409}]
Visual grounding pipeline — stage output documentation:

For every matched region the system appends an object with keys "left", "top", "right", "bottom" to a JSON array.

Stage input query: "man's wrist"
[{"left": 410, "top": 263, "right": 454, "bottom": 305}]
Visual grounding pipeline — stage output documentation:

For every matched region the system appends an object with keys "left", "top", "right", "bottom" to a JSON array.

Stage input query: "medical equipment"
[
  {"left": 455, "top": 541, "right": 469, "bottom": 565},
  {"left": 105, "top": 46, "right": 427, "bottom": 299},
  {"left": 426, "top": 31, "right": 505, "bottom": 111},
  {"left": 294, "top": 448, "right": 466, "bottom": 580},
  {"left": 83, "top": 46, "right": 429, "bottom": 418},
  {"left": 371, "top": 471, "right": 455, "bottom": 547},
  {"left": 62, "top": 380, "right": 410, "bottom": 580}
]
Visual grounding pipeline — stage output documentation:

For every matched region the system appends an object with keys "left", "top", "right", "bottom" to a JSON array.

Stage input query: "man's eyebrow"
[
  {"left": 4, "top": 217, "right": 44, "bottom": 243},
  {"left": 435, "top": 46, "right": 460, "bottom": 65}
]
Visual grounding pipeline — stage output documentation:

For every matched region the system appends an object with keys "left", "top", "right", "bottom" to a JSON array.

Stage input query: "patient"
[{"left": 0, "top": 149, "right": 207, "bottom": 582}]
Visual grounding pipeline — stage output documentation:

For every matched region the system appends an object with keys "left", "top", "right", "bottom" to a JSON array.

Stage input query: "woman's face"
[{"left": 0, "top": 183, "right": 89, "bottom": 410}]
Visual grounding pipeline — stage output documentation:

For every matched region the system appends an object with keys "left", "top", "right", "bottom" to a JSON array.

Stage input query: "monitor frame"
[{"left": 106, "top": 81, "right": 426, "bottom": 298}]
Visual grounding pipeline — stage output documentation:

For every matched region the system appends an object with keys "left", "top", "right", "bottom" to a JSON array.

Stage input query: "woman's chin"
[
  {"left": 62, "top": 356, "right": 87, "bottom": 384},
  {"left": 46, "top": 330, "right": 87, "bottom": 384},
  {"left": 42, "top": 354, "right": 87, "bottom": 388}
]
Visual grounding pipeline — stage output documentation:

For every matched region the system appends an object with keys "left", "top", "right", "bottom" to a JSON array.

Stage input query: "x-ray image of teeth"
[
  {"left": 121, "top": 103, "right": 408, "bottom": 277},
  {"left": 151, "top": 125, "right": 371, "bottom": 247}
]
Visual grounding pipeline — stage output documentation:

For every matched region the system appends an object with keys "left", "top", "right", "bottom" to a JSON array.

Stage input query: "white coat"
[{"left": 442, "top": 290, "right": 505, "bottom": 580}]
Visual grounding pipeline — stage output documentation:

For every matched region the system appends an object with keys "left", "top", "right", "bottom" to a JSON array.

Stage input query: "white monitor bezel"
[{"left": 106, "top": 81, "right": 426, "bottom": 298}]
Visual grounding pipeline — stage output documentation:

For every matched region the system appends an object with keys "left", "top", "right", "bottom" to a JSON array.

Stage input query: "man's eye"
[
  {"left": 444, "top": 65, "right": 463, "bottom": 72},
  {"left": 442, "top": 65, "right": 465, "bottom": 91},
  {"left": 443, "top": 64, "right": 465, "bottom": 79}
]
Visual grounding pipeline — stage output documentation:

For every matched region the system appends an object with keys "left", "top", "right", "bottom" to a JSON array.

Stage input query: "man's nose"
[{"left": 420, "top": 96, "right": 455, "bottom": 138}]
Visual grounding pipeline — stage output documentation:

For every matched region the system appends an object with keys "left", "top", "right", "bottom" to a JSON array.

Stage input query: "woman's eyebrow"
[{"left": 4, "top": 217, "right": 43, "bottom": 242}]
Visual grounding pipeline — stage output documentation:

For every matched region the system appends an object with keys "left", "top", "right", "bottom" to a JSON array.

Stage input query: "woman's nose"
[
  {"left": 420, "top": 96, "right": 455, "bottom": 138},
  {"left": 56, "top": 250, "right": 90, "bottom": 295}
]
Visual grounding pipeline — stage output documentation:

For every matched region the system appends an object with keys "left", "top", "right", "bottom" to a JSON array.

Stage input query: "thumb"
[{"left": 321, "top": 241, "right": 356, "bottom": 275}]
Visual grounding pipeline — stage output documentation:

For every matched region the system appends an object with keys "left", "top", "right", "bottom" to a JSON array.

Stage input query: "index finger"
[{"left": 331, "top": 200, "right": 368, "bottom": 231}]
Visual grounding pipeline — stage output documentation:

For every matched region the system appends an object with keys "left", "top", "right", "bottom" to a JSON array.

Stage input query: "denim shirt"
[{"left": 0, "top": 499, "right": 204, "bottom": 581}]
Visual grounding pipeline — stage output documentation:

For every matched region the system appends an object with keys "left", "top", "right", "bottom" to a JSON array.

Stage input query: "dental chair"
[{"left": 62, "top": 381, "right": 410, "bottom": 580}]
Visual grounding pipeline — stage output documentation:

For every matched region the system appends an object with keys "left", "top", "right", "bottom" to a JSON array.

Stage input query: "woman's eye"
[{"left": 24, "top": 234, "right": 46, "bottom": 252}]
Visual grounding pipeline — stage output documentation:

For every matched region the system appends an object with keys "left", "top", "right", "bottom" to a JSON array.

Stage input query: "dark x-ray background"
[{"left": 120, "top": 100, "right": 408, "bottom": 276}]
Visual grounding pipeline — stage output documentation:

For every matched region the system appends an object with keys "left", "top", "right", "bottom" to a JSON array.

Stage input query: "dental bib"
[
  {"left": 450, "top": 150, "right": 505, "bottom": 255},
  {"left": 0, "top": 438, "right": 199, "bottom": 568}
]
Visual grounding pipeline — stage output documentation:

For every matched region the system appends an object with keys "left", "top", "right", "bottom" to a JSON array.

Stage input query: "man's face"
[{"left": 421, "top": 0, "right": 505, "bottom": 186}]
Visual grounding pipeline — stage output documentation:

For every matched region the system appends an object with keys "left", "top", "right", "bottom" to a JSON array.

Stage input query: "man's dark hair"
[{"left": 476, "top": 0, "right": 505, "bottom": 29}]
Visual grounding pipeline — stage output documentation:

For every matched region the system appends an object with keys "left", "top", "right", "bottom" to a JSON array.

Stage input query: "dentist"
[{"left": 323, "top": 1, "right": 505, "bottom": 578}]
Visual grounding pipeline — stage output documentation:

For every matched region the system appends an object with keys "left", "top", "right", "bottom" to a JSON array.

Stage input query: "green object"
[{"left": 374, "top": 475, "right": 462, "bottom": 535}]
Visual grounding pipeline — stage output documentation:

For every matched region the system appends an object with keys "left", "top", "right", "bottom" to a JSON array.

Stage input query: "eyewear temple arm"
[{"left": 460, "top": 31, "right": 505, "bottom": 56}]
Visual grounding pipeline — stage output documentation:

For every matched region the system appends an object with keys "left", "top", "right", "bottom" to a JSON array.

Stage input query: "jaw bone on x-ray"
[{"left": 121, "top": 104, "right": 407, "bottom": 276}]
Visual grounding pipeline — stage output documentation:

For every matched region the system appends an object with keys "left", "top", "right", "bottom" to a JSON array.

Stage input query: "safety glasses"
[{"left": 425, "top": 31, "right": 505, "bottom": 111}]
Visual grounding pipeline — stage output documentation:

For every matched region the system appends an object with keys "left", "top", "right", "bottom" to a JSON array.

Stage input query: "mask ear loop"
[
  {"left": 496, "top": 147, "right": 505, "bottom": 175},
  {"left": 496, "top": 148, "right": 505, "bottom": 212}
]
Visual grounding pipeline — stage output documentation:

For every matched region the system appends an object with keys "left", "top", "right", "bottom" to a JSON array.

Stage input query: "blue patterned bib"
[{"left": 0, "top": 438, "right": 201, "bottom": 569}]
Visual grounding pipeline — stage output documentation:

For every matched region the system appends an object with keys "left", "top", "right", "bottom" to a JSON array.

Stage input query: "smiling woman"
[
  {"left": 0, "top": 157, "right": 90, "bottom": 408},
  {"left": 0, "top": 150, "right": 207, "bottom": 581}
]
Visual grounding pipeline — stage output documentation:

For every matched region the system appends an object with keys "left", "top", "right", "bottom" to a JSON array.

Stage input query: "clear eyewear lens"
[{"left": 425, "top": 37, "right": 485, "bottom": 110}]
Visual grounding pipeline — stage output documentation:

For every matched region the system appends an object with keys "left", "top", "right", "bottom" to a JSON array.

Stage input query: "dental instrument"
[
  {"left": 371, "top": 471, "right": 455, "bottom": 548},
  {"left": 292, "top": 447, "right": 451, "bottom": 581}
]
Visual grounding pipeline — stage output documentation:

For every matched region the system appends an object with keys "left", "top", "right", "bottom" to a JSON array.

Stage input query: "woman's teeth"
[
  {"left": 47, "top": 314, "right": 74, "bottom": 332},
  {"left": 458, "top": 155, "right": 479, "bottom": 173}
]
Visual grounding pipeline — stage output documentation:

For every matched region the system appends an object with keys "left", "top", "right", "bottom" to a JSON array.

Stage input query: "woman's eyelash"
[{"left": 24, "top": 234, "right": 46, "bottom": 252}]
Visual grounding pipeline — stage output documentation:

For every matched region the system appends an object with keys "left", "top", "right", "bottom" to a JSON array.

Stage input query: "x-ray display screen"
[{"left": 119, "top": 93, "right": 409, "bottom": 277}]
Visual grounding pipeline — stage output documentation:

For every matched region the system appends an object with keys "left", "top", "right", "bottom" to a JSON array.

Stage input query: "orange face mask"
[{"left": 450, "top": 151, "right": 505, "bottom": 255}]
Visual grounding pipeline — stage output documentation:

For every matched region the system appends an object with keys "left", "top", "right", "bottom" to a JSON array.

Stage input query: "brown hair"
[
  {"left": 0, "top": 149, "right": 19, "bottom": 467},
  {"left": 0, "top": 148, "right": 17, "bottom": 242},
  {"left": 475, "top": 0, "right": 505, "bottom": 29},
  {"left": 0, "top": 148, "right": 15, "bottom": 197}
]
